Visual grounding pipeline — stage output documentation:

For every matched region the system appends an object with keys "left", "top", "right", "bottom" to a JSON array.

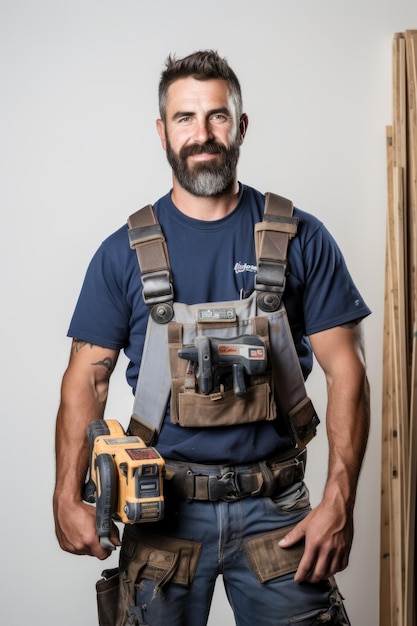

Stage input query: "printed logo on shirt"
[{"left": 234, "top": 261, "right": 257, "bottom": 274}]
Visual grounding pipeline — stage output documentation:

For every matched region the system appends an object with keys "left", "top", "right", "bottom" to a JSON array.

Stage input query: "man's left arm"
[{"left": 279, "top": 321, "right": 370, "bottom": 583}]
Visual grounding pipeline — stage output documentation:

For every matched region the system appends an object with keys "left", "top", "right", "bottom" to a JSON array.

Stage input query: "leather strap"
[
  {"left": 255, "top": 192, "right": 299, "bottom": 311},
  {"left": 165, "top": 448, "right": 306, "bottom": 502},
  {"left": 128, "top": 205, "right": 174, "bottom": 323}
]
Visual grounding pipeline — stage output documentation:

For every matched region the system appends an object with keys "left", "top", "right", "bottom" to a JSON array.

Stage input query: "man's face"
[{"left": 157, "top": 77, "right": 244, "bottom": 197}]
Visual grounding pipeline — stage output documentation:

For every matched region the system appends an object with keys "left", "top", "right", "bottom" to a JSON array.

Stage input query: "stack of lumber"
[{"left": 381, "top": 30, "right": 417, "bottom": 626}]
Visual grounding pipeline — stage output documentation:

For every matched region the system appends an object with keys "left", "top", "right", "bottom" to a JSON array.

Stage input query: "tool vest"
[{"left": 127, "top": 192, "right": 319, "bottom": 450}]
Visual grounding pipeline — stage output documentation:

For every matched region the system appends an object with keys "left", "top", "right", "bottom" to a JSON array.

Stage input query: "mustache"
[{"left": 180, "top": 142, "right": 227, "bottom": 159}]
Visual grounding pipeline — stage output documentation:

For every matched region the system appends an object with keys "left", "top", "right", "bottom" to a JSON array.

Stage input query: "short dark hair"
[{"left": 158, "top": 50, "right": 243, "bottom": 122}]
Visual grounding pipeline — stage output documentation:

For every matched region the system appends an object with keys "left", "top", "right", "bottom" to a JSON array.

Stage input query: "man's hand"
[
  {"left": 279, "top": 497, "right": 353, "bottom": 583},
  {"left": 53, "top": 495, "right": 121, "bottom": 560},
  {"left": 280, "top": 322, "right": 369, "bottom": 583},
  {"left": 53, "top": 340, "right": 121, "bottom": 559}
]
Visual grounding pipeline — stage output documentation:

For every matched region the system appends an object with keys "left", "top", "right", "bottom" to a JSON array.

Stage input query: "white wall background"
[{"left": 1, "top": 1, "right": 414, "bottom": 624}]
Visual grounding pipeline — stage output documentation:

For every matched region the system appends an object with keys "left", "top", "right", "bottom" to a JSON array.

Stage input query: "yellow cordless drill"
[{"left": 83, "top": 419, "right": 165, "bottom": 549}]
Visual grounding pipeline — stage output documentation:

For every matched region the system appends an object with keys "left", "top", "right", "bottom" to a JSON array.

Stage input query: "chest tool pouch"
[{"left": 127, "top": 192, "right": 319, "bottom": 449}]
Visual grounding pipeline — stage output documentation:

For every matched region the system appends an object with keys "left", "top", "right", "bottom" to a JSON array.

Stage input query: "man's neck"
[{"left": 170, "top": 179, "right": 241, "bottom": 221}]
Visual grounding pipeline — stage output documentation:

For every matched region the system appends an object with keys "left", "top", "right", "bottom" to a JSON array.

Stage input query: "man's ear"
[
  {"left": 239, "top": 113, "right": 249, "bottom": 144},
  {"left": 156, "top": 118, "right": 167, "bottom": 150}
]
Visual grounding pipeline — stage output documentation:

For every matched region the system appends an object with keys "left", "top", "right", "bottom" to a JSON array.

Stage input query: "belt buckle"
[{"left": 208, "top": 471, "right": 241, "bottom": 502}]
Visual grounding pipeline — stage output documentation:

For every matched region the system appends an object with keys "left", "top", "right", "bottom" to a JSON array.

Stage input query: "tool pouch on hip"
[
  {"left": 96, "top": 568, "right": 120, "bottom": 626},
  {"left": 115, "top": 525, "right": 202, "bottom": 626}
]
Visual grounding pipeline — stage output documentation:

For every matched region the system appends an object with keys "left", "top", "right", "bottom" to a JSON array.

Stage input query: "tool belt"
[{"left": 166, "top": 447, "right": 306, "bottom": 502}]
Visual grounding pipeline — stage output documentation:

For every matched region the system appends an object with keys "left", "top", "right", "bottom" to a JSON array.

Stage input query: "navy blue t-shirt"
[{"left": 68, "top": 184, "right": 371, "bottom": 464}]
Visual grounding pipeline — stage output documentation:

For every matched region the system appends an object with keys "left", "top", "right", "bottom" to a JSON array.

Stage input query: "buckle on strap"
[
  {"left": 141, "top": 269, "right": 173, "bottom": 306},
  {"left": 255, "top": 258, "right": 287, "bottom": 291},
  {"left": 255, "top": 259, "right": 287, "bottom": 312},
  {"left": 166, "top": 448, "right": 307, "bottom": 502},
  {"left": 141, "top": 269, "right": 174, "bottom": 323},
  {"left": 207, "top": 471, "right": 250, "bottom": 502}
]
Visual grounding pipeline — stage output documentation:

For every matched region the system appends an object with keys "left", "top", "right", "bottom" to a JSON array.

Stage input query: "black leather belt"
[{"left": 165, "top": 448, "right": 306, "bottom": 502}]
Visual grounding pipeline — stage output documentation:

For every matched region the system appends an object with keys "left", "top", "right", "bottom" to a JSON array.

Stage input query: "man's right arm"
[{"left": 53, "top": 339, "right": 121, "bottom": 560}]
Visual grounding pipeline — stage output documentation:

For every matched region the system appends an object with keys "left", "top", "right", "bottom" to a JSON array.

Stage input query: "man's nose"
[{"left": 192, "top": 118, "right": 214, "bottom": 144}]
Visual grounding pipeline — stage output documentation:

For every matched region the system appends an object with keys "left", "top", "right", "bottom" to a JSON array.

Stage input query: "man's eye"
[{"left": 210, "top": 114, "right": 227, "bottom": 122}]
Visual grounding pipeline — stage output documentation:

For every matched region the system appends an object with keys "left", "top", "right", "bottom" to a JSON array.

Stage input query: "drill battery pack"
[{"left": 83, "top": 419, "right": 165, "bottom": 548}]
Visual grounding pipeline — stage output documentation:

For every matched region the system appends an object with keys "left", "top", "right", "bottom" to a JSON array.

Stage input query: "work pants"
[{"left": 118, "top": 479, "right": 350, "bottom": 626}]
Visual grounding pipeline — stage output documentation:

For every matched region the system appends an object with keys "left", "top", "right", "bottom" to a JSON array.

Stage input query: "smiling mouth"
[{"left": 189, "top": 152, "right": 219, "bottom": 160}]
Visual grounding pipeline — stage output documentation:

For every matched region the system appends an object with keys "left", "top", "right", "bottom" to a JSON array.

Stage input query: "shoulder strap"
[
  {"left": 128, "top": 193, "right": 298, "bottom": 318},
  {"left": 127, "top": 194, "right": 318, "bottom": 448},
  {"left": 255, "top": 192, "right": 299, "bottom": 311},
  {"left": 128, "top": 205, "right": 174, "bottom": 324}
]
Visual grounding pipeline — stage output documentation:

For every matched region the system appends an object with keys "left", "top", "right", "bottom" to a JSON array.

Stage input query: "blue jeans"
[{"left": 118, "top": 480, "right": 349, "bottom": 625}]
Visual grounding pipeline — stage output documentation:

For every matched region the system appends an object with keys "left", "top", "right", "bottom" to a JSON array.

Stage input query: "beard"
[{"left": 165, "top": 136, "right": 241, "bottom": 197}]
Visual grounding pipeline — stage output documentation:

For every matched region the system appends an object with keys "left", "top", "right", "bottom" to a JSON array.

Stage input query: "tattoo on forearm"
[
  {"left": 72, "top": 339, "right": 114, "bottom": 373},
  {"left": 73, "top": 339, "right": 92, "bottom": 353},
  {"left": 92, "top": 357, "right": 114, "bottom": 374}
]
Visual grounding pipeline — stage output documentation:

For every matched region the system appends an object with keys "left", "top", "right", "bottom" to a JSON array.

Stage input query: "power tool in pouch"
[{"left": 83, "top": 419, "right": 165, "bottom": 549}]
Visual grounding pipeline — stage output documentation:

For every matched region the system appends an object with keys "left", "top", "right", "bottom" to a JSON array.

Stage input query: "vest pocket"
[{"left": 171, "top": 381, "right": 276, "bottom": 427}]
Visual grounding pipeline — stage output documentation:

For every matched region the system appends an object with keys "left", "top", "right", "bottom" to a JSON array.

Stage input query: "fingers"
[
  {"left": 278, "top": 522, "right": 305, "bottom": 549},
  {"left": 278, "top": 508, "right": 352, "bottom": 583},
  {"left": 57, "top": 523, "right": 110, "bottom": 560},
  {"left": 54, "top": 499, "right": 118, "bottom": 560},
  {"left": 294, "top": 545, "right": 349, "bottom": 583}
]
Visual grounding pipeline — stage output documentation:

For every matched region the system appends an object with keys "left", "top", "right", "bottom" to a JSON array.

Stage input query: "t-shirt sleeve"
[
  {"left": 300, "top": 221, "right": 371, "bottom": 336},
  {"left": 67, "top": 242, "right": 131, "bottom": 350}
]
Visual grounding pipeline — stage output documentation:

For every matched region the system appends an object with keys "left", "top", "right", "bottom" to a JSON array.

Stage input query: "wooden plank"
[
  {"left": 393, "top": 41, "right": 411, "bottom": 609},
  {"left": 405, "top": 31, "right": 417, "bottom": 328},
  {"left": 382, "top": 30, "right": 417, "bottom": 626},
  {"left": 381, "top": 33, "right": 411, "bottom": 625},
  {"left": 380, "top": 127, "right": 394, "bottom": 626},
  {"left": 405, "top": 29, "right": 417, "bottom": 626},
  {"left": 406, "top": 329, "right": 417, "bottom": 626},
  {"left": 387, "top": 248, "right": 404, "bottom": 626},
  {"left": 383, "top": 165, "right": 408, "bottom": 626},
  {"left": 393, "top": 34, "right": 408, "bottom": 172},
  {"left": 392, "top": 31, "right": 410, "bottom": 440},
  {"left": 392, "top": 165, "right": 409, "bottom": 549}
]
